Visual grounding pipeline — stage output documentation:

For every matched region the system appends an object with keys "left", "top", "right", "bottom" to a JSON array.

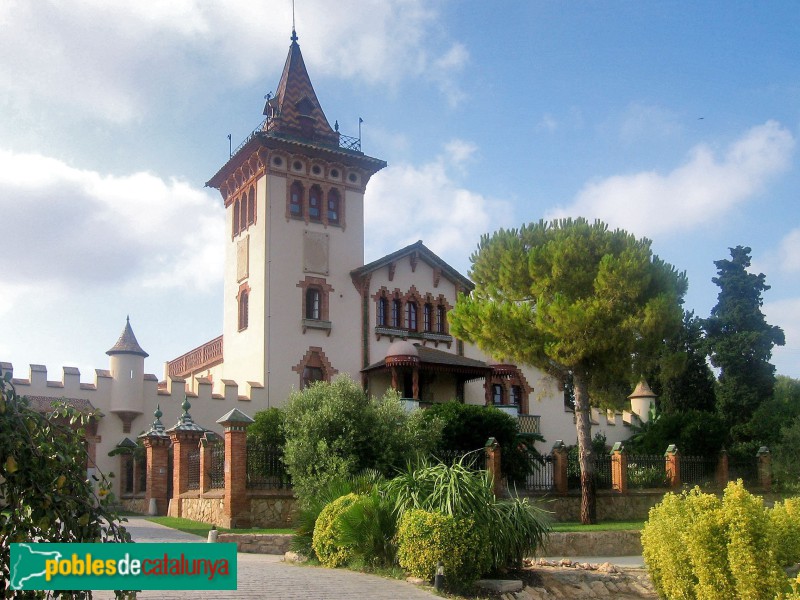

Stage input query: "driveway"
[{"left": 92, "top": 517, "right": 439, "bottom": 599}]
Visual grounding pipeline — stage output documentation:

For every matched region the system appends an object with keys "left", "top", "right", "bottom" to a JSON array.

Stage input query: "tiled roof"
[
  {"left": 106, "top": 317, "right": 149, "bottom": 358},
  {"left": 364, "top": 344, "right": 491, "bottom": 378},
  {"left": 262, "top": 31, "right": 338, "bottom": 147},
  {"left": 26, "top": 396, "right": 97, "bottom": 414}
]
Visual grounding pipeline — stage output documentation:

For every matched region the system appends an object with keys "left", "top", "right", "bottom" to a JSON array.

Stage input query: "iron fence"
[
  {"left": 627, "top": 455, "right": 669, "bottom": 489},
  {"left": 209, "top": 441, "right": 225, "bottom": 489},
  {"left": 137, "top": 454, "right": 147, "bottom": 493},
  {"left": 680, "top": 455, "right": 717, "bottom": 486},
  {"left": 567, "top": 452, "right": 613, "bottom": 490},
  {"left": 524, "top": 452, "right": 554, "bottom": 492},
  {"left": 728, "top": 457, "right": 759, "bottom": 486},
  {"left": 187, "top": 447, "right": 201, "bottom": 491},
  {"left": 246, "top": 442, "right": 291, "bottom": 489}
]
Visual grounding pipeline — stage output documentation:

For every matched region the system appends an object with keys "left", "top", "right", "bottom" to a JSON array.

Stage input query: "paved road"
[{"left": 92, "top": 517, "right": 439, "bottom": 599}]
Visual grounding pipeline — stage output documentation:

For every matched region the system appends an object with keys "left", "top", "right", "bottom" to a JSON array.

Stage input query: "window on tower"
[
  {"left": 290, "top": 181, "right": 304, "bottom": 217},
  {"left": 247, "top": 188, "right": 255, "bottom": 225},
  {"left": 327, "top": 188, "right": 340, "bottom": 224},
  {"left": 233, "top": 198, "right": 240, "bottom": 237},
  {"left": 306, "top": 288, "right": 321, "bottom": 320},
  {"left": 309, "top": 185, "right": 322, "bottom": 221},
  {"left": 238, "top": 287, "right": 249, "bottom": 331}
]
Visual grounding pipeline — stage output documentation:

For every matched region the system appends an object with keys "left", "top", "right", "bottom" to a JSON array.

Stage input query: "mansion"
[{"left": 1, "top": 30, "right": 652, "bottom": 496}]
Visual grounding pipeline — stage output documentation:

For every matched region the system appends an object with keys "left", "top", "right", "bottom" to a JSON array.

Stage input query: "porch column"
[{"left": 412, "top": 367, "right": 419, "bottom": 400}]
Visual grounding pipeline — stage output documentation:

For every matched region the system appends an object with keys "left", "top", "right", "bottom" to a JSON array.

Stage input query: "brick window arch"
[
  {"left": 289, "top": 181, "right": 304, "bottom": 217},
  {"left": 488, "top": 366, "right": 532, "bottom": 414},
  {"left": 309, "top": 185, "right": 322, "bottom": 221},
  {"left": 297, "top": 276, "right": 334, "bottom": 333},
  {"left": 293, "top": 347, "right": 338, "bottom": 389}
]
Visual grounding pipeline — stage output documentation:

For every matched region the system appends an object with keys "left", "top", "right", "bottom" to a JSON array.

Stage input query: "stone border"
[
  {"left": 540, "top": 530, "right": 642, "bottom": 557},
  {"left": 217, "top": 533, "right": 293, "bottom": 555}
]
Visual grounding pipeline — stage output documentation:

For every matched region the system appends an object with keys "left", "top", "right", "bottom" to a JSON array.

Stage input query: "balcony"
[{"left": 167, "top": 336, "right": 223, "bottom": 379}]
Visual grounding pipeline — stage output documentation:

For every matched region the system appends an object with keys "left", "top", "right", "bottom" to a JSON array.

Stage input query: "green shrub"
[
  {"left": 248, "top": 407, "right": 286, "bottom": 446},
  {"left": 396, "top": 509, "right": 490, "bottom": 587},
  {"left": 641, "top": 481, "right": 794, "bottom": 600},
  {"left": 335, "top": 488, "right": 397, "bottom": 567},
  {"left": 312, "top": 493, "right": 360, "bottom": 567},
  {"left": 282, "top": 376, "right": 440, "bottom": 503}
]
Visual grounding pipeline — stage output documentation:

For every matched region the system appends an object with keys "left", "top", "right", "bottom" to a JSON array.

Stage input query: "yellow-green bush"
[
  {"left": 312, "top": 493, "right": 359, "bottom": 567},
  {"left": 642, "top": 481, "right": 797, "bottom": 600},
  {"left": 395, "top": 509, "right": 491, "bottom": 586},
  {"left": 771, "top": 498, "right": 800, "bottom": 567}
]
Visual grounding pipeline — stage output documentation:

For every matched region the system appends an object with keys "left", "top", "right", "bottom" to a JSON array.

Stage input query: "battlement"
[{"left": 0, "top": 362, "right": 116, "bottom": 395}]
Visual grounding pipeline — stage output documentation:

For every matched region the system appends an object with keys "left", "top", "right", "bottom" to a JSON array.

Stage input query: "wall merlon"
[
  {"left": 30, "top": 364, "right": 47, "bottom": 387},
  {"left": 221, "top": 379, "right": 238, "bottom": 403},
  {"left": 247, "top": 382, "right": 266, "bottom": 404}
]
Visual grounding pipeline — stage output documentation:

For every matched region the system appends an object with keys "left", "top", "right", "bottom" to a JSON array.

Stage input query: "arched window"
[
  {"left": 238, "top": 289, "right": 249, "bottom": 331},
  {"left": 327, "top": 188, "right": 340, "bottom": 224},
  {"left": 306, "top": 288, "right": 321, "bottom": 320},
  {"left": 423, "top": 303, "right": 432, "bottom": 331},
  {"left": 511, "top": 385, "right": 522, "bottom": 406},
  {"left": 377, "top": 297, "right": 388, "bottom": 326},
  {"left": 406, "top": 302, "right": 418, "bottom": 331},
  {"left": 492, "top": 384, "right": 504, "bottom": 405},
  {"left": 290, "top": 181, "right": 304, "bottom": 217},
  {"left": 436, "top": 305, "right": 447, "bottom": 333},
  {"left": 233, "top": 198, "right": 240, "bottom": 236},
  {"left": 302, "top": 366, "right": 324, "bottom": 388},
  {"left": 247, "top": 188, "right": 255, "bottom": 225},
  {"left": 309, "top": 185, "right": 322, "bottom": 221},
  {"left": 240, "top": 196, "right": 247, "bottom": 232},
  {"left": 392, "top": 299, "right": 402, "bottom": 327}
]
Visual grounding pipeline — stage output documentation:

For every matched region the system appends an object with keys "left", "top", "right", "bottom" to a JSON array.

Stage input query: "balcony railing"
[
  {"left": 231, "top": 118, "right": 362, "bottom": 158},
  {"left": 167, "top": 335, "right": 223, "bottom": 379}
]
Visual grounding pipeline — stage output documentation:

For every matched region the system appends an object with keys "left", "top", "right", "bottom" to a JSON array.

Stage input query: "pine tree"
[{"left": 703, "top": 246, "right": 785, "bottom": 440}]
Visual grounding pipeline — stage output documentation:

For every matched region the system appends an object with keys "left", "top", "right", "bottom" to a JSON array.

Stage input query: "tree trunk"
[{"left": 573, "top": 370, "right": 596, "bottom": 524}]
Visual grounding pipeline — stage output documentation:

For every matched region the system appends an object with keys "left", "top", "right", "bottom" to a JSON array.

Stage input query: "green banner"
[{"left": 10, "top": 543, "right": 238, "bottom": 591}]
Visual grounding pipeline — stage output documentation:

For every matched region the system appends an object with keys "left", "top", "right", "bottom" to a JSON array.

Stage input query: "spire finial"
[{"left": 291, "top": 0, "right": 298, "bottom": 42}]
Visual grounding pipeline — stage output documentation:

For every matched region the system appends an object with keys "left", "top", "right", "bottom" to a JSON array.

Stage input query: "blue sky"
[{"left": 1, "top": 1, "right": 798, "bottom": 382}]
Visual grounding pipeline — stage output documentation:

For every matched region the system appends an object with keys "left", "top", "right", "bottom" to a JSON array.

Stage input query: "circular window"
[
  {"left": 312, "top": 165, "right": 321, "bottom": 175},
  {"left": 293, "top": 161, "right": 303, "bottom": 171},
  {"left": 348, "top": 173, "right": 357, "bottom": 183},
  {"left": 273, "top": 156, "right": 283, "bottom": 166},
  {"left": 330, "top": 169, "right": 339, "bottom": 178}
]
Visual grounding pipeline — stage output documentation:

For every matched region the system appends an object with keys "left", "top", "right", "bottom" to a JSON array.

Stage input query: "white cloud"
[
  {"left": 364, "top": 141, "right": 511, "bottom": 273},
  {"left": 0, "top": 0, "right": 463, "bottom": 125},
  {"left": 537, "top": 114, "right": 558, "bottom": 133},
  {"left": 0, "top": 149, "right": 224, "bottom": 291},
  {"left": 773, "top": 228, "right": 800, "bottom": 274},
  {"left": 548, "top": 121, "right": 795, "bottom": 239}
]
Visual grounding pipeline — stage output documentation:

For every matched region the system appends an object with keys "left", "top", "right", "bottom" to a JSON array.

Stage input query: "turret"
[{"left": 107, "top": 317, "right": 148, "bottom": 432}]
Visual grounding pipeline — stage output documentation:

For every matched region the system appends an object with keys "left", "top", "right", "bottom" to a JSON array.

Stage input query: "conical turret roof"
[
  {"left": 106, "top": 317, "right": 149, "bottom": 358},
  {"left": 262, "top": 29, "right": 339, "bottom": 147}
]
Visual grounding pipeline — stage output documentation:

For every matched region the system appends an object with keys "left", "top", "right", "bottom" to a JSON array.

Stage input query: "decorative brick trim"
[
  {"left": 285, "top": 175, "right": 345, "bottom": 229},
  {"left": 237, "top": 282, "right": 251, "bottom": 332},
  {"left": 291, "top": 346, "right": 339, "bottom": 388},
  {"left": 296, "top": 276, "right": 334, "bottom": 332},
  {"left": 488, "top": 365, "right": 532, "bottom": 414}
]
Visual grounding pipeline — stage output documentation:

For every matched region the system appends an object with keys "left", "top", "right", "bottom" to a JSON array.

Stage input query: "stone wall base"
[
  {"left": 217, "top": 533, "right": 293, "bottom": 554},
  {"left": 541, "top": 530, "right": 642, "bottom": 557}
]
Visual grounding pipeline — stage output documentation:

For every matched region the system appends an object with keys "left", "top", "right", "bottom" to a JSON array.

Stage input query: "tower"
[
  {"left": 206, "top": 29, "right": 386, "bottom": 406},
  {"left": 107, "top": 317, "right": 148, "bottom": 432}
]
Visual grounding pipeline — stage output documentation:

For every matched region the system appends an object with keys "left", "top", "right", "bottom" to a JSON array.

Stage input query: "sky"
[{"left": 1, "top": 0, "right": 799, "bottom": 383}]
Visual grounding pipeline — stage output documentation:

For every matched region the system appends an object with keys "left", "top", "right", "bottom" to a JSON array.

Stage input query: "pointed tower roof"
[
  {"left": 106, "top": 317, "right": 149, "bottom": 358},
  {"left": 262, "top": 29, "right": 339, "bottom": 147}
]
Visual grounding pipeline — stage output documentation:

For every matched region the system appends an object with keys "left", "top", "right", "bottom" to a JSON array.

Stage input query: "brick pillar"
[
  {"left": 715, "top": 449, "right": 729, "bottom": 486},
  {"left": 217, "top": 408, "right": 255, "bottom": 529},
  {"left": 611, "top": 442, "right": 628, "bottom": 494},
  {"left": 552, "top": 441, "right": 568, "bottom": 496},
  {"left": 139, "top": 405, "right": 170, "bottom": 516},
  {"left": 757, "top": 446, "right": 772, "bottom": 491},
  {"left": 168, "top": 429, "right": 203, "bottom": 517},
  {"left": 165, "top": 396, "right": 206, "bottom": 518},
  {"left": 665, "top": 444, "right": 680, "bottom": 488},
  {"left": 485, "top": 437, "right": 503, "bottom": 498}
]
